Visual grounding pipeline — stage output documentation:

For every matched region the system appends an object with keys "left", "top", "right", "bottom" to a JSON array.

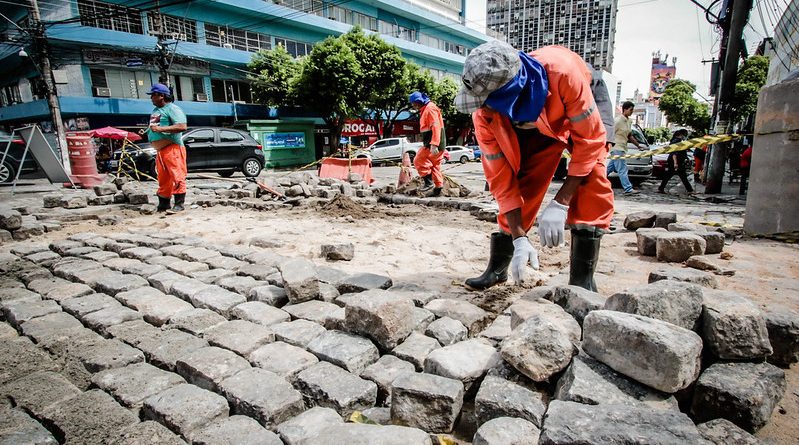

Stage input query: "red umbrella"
[{"left": 90, "top": 126, "right": 142, "bottom": 142}]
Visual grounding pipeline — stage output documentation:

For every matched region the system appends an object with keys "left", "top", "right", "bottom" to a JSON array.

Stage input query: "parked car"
[
  {"left": 444, "top": 145, "right": 476, "bottom": 164},
  {"left": 111, "top": 127, "right": 264, "bottom": 179},
  {"left": 554, "top": 124, "right": 653, "bottom": 182},
  {"left": 468, "top": 145, "right": 482, "bottom": 160},
  {"left": 352, "top": 137, "right": 423, "bottom": 165},
  {"left": 0, "top": 130, "right": 39, "bottom": 183}
]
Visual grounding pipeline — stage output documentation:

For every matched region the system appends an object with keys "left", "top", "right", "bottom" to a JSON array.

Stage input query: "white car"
[
  {"left": 352, "top": 137, "right": 423, "bottom": 165},
  {"left": 444, "top": 145, "right": 475, "bottom": 164}
]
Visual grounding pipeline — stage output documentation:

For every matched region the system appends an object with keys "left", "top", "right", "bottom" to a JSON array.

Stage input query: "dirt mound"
[
  {"left": 397, "top": 175, "right": 471, "bottom": 197},
  {"left": 321, "top": 194, "right": 371, "bottom": 219}
]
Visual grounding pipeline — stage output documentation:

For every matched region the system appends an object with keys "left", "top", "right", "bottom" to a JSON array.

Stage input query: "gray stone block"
[
  {"left": 219, "top": 367, "right": 305, "bottom": 427},
  {"left": 279, "top": 258, "right": 321, "bottom": 304},
  {"left": 391, "top": 332, "right": 441, "bottom": 371},
  {"left": 40, "top": 389, "right": 138, "bottom": 445},
  {"left": 190, "top": 286, "right": 247, "bottom": 317},
  {"left": 215, "top": 275, "right": 265, "bottom": 295},
  {"left": 697, "top": 419, "right": 764, "bottom": 445},
  {"left": 192, "top": 416, "right": 283, "bottom": 445},
  {"left": 654, "top": 212, "right": 677, "bottom": 228},
  {"left": 702, "top": 290, "right": 773, "bottom": 360},
  {"left": 81, "top": 305, "right": 143, "bottom": 335},
  {"left": 179, "top": 247, "right": 221, "bottom": 263},
  {"left": 203, "top": 255, "right": 248, "bottom": 271},
  {"left": 249, "top": 284, "right": 289, "bottom": 307},
  {"left": 120, "top": 246, "right": 163, "bottom": 261},
  {"left": 167, "top": 260, "right": 209, "bottom": 275},
  {"left": 231, "top": 301, "right": 290, "bottom": 326},
  {"left": 765, "top": 306, "right": 799, "bottom": 367},
  {"left": 390, "top": 372, "right": 464, "bottom": 433},
  {"left": 203, "top": 320, "right": 275, "bottom": 357},
  {"left": 699, "top": 231, "right": 725, "bottom": 254},
  {"left": 294, "top": 361, "right": 377, "bottom": 416},
  {"left": 175, "top": 346, "right": 251, "bottom": 392},
  {"left": 425, "top": 317, "right": 468, "bottom": 346},
  {"left": 0, "top": 405, "right": 58, "bottom": 445},
  {"left": 0, "top": 207, "right": 22, "bottom": 230},
  {"left": 93, "top": 183, "right": 117, "bottom": 196},
  {"left": 74, "top": 337, "right": 145, "bottom": 372},
  {"left": 0, "top": 287, "right": 40, "bottom": 305},
  {"left": 649, "top": 267, "right": 719, "bottom": 288},
  {"left": 473, "top": 417, "right": 540, "bottom": 445},
  {"left": 344, "top": 289, "right": 415, "bottom": 350},
  {"left": 604, "top": 280, "right": 704, "bottom": 330},
  {"left": 554, "top": 352, "right": 677, "bottom": 410},
  {"left": 623, "top": 211, "right": 656, "bottom": 230},
  {"left": 115, "top": 287, "right": 193, "bottom": 326},
  {"left": 336, "top": 272, "right": 393, "bottom": 293},
  {"left": 284, "top": 300, "right": 342, "bottom": 326},
  {"left": 191, "top": 268, "right": 236, "bottom": 284},
  {"left": 0, "top": 337, "right": 59, "bottom": 385},
  {"left": 410, "top": 306, "right": 436, "bottom": 333},
  {"left": 166, "top": 308, "right": 227, "bottom": 335},
  {"left": 321, "top": 243, "right": 355, "bottom": 261},
  {"left": 148, "top": 270, "right": 185, "bottom": 294},
  {"left": 19, "top": 312, "right": 82, "bottom": 343},
  {"left": 306, "top": 424, "right": 432, "bottom": 445},
  {"left": 475, "top": 376, "right": 547, "bottom": 428},
  {"left": 276, "top": 407, "right": 343, "bottom": 445},
  {"left": 92, "top": 362, "right": 186, "bottom": 414},
  {"left": 424, "top": 298, "right": 490, "bottom": 334},
  {"left": 24, "top": 251, "right": 61, "bottom": 267},
  {"left": 425, "top": 338, "right": 501, "bottom": 387},
  {"left": 306, "top": 330, "right": 379, "bottom": 374},
  {"left": 142, "top": 384, "right": 229, "bottom": 441},
  {"left": 2, "top": 299, "right": 61, "bottom": 328},
  {"left": 582, "top": 310, "right": 703, "bottom": 393},
  {"left": 656, "top": 232, "right": 707, "bottom": 262},
  {"left": 171, "top": 278, "right": 214, "bottom": 301},
  {"left": 549, "top": 285, "right": 606, "bottom": 325},
  {"left": 0, "top": 370, "right": 81, "bottom": 418},
  {"left": 106, "top": 421, "right": 187, "bottom": 445},
  {"left": 691, "top": 362, "right": 786, "bottom": 433},
  {"left": 360, "top": 354, "right": 415, "bottom": 404},
  {"left": 249, "top": 341, "right": 319, "bottom": 379},
  {"left": 539, "top": 400, "right": 705, "bottom": 445},
  {"left": 271, "top": 319, "right": 326, "bottom": 348},
  {"left": 136, "top": 329, "right": 210, "bottom": 371},
  {"left": 62, "top": 292, "right": 120, "bottom": 317}
]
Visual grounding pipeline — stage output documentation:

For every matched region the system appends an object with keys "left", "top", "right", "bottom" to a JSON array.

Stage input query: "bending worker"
[
  {"left": 144, "top": 83, "right": 188, "bottom": 214},
  {"left": 456, "top": 41, "right": 614, "bottom": 291},
  {"left": 409, "top": 91, "right": 446, "bottom": 196}
]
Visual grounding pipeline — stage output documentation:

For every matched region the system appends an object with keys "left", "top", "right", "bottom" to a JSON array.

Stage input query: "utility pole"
[
  {"left": 705, "top": 0, "right": 753, "bottom": 194},
  {"left": 28, "top": 0, "right": 68, "bottom": 165},
  {"left": 150, "top": 7, "right": 172, "bottom": 87}
]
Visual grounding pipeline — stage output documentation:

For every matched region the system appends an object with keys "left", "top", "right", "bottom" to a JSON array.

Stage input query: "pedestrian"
[
  {"left": 693, "top": 145, "right": 706, "bottom": 183},
  {"left": 409, "top": 91, "right": 446, "bottom": 197},
  {"left": 143, "top": 83, "right": 188, "bottom": 213},
  {"left": 739, "top": 144, "right": 752, "bottom": 195},
  {"left": 658, "top": 129, "right": 694, "bottom": 195},
  {"left": 607, "top": 101, "right": 644, "bottom": 194},
  {"left": 456, "top": 40, "right": 614, "bottom": 292}
]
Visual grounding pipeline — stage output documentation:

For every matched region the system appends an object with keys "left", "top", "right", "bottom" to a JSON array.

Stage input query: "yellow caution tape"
[
  {"left": 348, "top": 411, "right": 379, "bottom": 425},
  {"left": 561, "top": 134, "right": 746, "bottom": 160}
]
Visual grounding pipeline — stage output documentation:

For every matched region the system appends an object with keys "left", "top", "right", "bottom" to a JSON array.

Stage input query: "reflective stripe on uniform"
[
  {"left": 484, "top": 152, "right": 505, "bottom": 161},
  {"left": 569, "top": 102, "right": 596, "bottom": 123}
]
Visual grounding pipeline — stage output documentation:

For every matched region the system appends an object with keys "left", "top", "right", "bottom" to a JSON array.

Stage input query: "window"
[
  {"left": 188, "top": 129, "right": 214, "bottom": 143},
  {"left": 377, "top": 20, "right": 415, "bottom": 42},
  {"left": 90, "top": 68, "right": 108, "bottom": 88},
  {"left": 147, "top": 13, "right": 197, "bottom": 42},
  {"left": 205, "top": 24, "right": 271, "bottom": 52},
  {"left": 328, "top": 5, "right": 352, "bottom": 24},
  {"left": 282, "top": 0, "right": 323, "bottom": 15},
  {"left": 354, "top": 12, "right": 377, "bottom": 31},
  {"left": 274, "top": 38, "right": 312, "bottom": 58},
  {"left": 0, "top": 84, "right": 22, "bottom": 107},
  {"left": 210, "top": 79, "right": 252, "bottom": 103},
  {"left": 191, "top": 77, "right": 205, "bottom": 95},
  {"left": 220, "top": 130, "right": 244, "bottom": 142},
  {"left": 77, "top": 0, "right": 143, "bottom": 34}
]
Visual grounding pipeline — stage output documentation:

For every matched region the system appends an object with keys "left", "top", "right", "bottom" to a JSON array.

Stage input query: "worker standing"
[
  {"left": 409, "top": 91, "right": 446, "bottom": 197},
  {"left": 456, "top": 41, "right": 614, "bottom": 292},
  {"left": 144, "top": 84, "right": 188, "bottom": 213}
]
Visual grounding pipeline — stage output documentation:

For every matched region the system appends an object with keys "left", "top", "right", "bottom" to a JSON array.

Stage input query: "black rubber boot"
[
  {"left": 568, "top": 227, "right": 602, "bottom": 292},
  {"left": 420, "top": 174, "right": 434, "bottom": 191},
  {"left": 430, "top": 187, "right": 442, "bottom": 197},
  {"left": 156, "top": 195, "right": 171, "bottom": 213},
  {"left": 465, "top": 232, "right": 514, "bottom": 290},
  {"left": 166, "top": 193, "right": 185, "bottom": 214}
]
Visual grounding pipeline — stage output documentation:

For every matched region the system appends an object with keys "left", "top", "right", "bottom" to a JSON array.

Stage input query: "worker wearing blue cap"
[
  {"left": 144, "top": 83, "right": 188, "bottom": 213},
  {"left": 409, "top": 91, "right": 446, "bottom": 196}
]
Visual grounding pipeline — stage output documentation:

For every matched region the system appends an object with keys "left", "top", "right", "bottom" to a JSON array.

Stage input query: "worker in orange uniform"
[
  {"left": 144, "top": 83, "right": 188, "bottom": 213},
  {"left": 409, "top": 91, "right": 446, "bottom": 197},
  {"left": 456, "top": 41, "right": 614, "bottom": 291}
]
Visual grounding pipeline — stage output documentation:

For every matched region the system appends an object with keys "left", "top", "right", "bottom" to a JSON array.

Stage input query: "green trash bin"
[{"left": 235, "top": 119, "right": 317, "bottom": 168}]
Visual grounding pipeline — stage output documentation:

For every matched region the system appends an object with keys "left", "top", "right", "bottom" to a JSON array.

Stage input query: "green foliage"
[
  {"left": 658, "top": 79, "right": 710, "bottom": 133},
  {"left": 643, "top": 127, "right": 670, "bottom": 143},
  {"left": 248, "top": 45, "right": 300, "bottom": 107},
  {"left": 292, "top": 35, "right": 363, "bottom": 149},
  {"left": 731, "top": 55, "right": 769, "bottom": 124},
  {"left": 429, "top": 76, "right": 471, "bottom": 138}
]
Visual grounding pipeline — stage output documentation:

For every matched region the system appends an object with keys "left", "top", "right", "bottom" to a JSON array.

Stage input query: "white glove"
[
  {"left": 511, "top": 237, "right": 540, "bottom": 283},
  {"left": 538, "top": 200, "right": 569, "bottom": 248},
  {"left": 429, "top": 146, "right": 439, "bottom": 156}
]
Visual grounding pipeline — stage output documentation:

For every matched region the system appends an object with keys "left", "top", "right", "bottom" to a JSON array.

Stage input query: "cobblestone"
[
  {"left": 203, "top": 320, "right": 275, "bottom": 356},
  {"left": 249, "top": 341, "right": 319, "bottom": 379},
  {"left": 142, "top": 383, "right": 229, "bottom": 441},
  {"left": 218, "top": 367, "right": 306, "bottom": 427},
  {"left": 294, "top": 361, "right": 377, "bottom": 416},
  {"left": 231, "top": 301, "right": 290, "bottom": 326},
  {"left": 92, "top": 362, "right": 186, "bottom": 414}
]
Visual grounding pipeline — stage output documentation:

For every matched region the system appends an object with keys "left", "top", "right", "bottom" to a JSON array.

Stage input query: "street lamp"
[{"left": 18, "top": 48, "right": 28, "bottom": 58}]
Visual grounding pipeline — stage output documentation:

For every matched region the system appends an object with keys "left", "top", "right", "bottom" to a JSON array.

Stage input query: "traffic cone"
[{"left": 398, "top": 151, "right": 412, "bottom": 187}]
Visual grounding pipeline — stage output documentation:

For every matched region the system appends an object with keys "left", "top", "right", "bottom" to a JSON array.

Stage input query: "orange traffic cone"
[{"left": 398, "top": 151, "right": 412, "bottom": 187}]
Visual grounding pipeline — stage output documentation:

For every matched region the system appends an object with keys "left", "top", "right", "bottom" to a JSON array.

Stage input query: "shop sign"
[{"left": 342, "top": 120, "right": 381, "bottom": 137}]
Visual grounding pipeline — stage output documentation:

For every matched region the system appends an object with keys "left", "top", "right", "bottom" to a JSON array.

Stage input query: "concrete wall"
[{"left": 744, "top": 78, "right": 799, "bottom": 236}]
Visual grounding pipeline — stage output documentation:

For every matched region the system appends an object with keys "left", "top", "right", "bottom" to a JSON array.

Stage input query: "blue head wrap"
[
  {"left": 409, "top": 91, "right": 430, "bottom": 105},
  {"left": 484, "top": 52, "right": 548, "bottom": 123}
]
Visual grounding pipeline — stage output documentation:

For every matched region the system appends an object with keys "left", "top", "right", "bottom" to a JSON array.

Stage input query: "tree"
[
  {"left": 429, "top": 76, "right": 471, "bottom": 144},
  {"left": 643, "top": 127, "right": 671, "bottom": 143},
  {"left": 658, "top": 79, "right": 710, "bottom": 133},
  {"left": 292, "top": 36, "right": 363, "bottom": 151},
  {"left": 248, "top": 45, "right": 300, "bottom": 107},
  {"left": 730, "top": 55, "right": 769, "bottom": 125}
]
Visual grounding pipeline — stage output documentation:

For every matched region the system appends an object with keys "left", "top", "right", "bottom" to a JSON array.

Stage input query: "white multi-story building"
[
  {"left": 766, "top": 0, "right": 799, "bottom": 85},
  {"left": 485, "top": 0, "right": 618, "bottom": 71}
]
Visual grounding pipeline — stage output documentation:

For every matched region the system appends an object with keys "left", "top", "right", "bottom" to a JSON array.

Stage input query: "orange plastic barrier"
[{"left": 319, "top": 158, "right": 374, "bottom": 184}]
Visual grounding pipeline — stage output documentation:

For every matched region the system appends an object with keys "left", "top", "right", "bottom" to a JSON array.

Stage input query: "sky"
[{"left": 613, "top": 0, "right": 789, "bottom": 102}]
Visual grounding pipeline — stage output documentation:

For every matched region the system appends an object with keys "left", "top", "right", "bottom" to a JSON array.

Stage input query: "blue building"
[{"left": 0, "top": 0, "right": 490, "bottom": 132}]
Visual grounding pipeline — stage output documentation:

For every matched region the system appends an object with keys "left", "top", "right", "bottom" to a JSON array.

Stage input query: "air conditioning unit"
[
  {"left": 194, "top": 93, "right": 208, "bottom": 102},
  {"left": 93, "top": 87, "right": 111, "bottom": 97}
]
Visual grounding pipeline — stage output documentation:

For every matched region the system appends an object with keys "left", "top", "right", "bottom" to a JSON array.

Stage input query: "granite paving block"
[
  {"left": 40, "top": 389, "right": 138, "bottom": 445},
  {"left": 192, "top": 416, "right": 282, "bottom": 445},
  {"left": 190, "top": 286, "right": 247, "bottom": 317},
  {"left": 91, "top": 362, "right": 186, "bottom": 414},
  {"left": 115, "top": 287, "right": 193, "bottom": 326},
  {"left": 271, "top": 319, "right": 326, "bottom": 348},
  {"left": 294, "top": 361, "right": 377, "bottom": 416},
  {"left": 0, "top": 370, "right": 81, "bottom": 418},
  {"left": 219, "top": 367, "right": 306, "bottom": 427},
  {"left": 175, "top": 346, "right": 251, "bottom": 392},
  {"left": 203, "top": 320, "right": 275, "bottom": 356},
  {"left": 141, "top": 384, "right": 229, "bottom": 441},
  {"left": 249, "top": 341, "right": 319, "bottom": 379},
  {"left": 166, "top": 308, "right": 227, "bottom": 335},
  {"left": 231, "top": 301, "right": 291, "bottom": 326},
  {"left": 307, "top": 330, "right": 379, "bottom": 374}
]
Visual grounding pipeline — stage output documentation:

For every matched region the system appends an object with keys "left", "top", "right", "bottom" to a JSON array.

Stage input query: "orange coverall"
[
  {"left": 473, "top": 45, "right": 614, "bottom": 234},
  {"left": 156, "top": 143, "right": 187, "bottom": 197},
  {"left": 414, "top": 101, "right": 446, "bottom": 187}
]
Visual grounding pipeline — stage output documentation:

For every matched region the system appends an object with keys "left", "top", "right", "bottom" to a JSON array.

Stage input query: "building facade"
[
  {"left": 766, "top": 0, "right": 799, "bottom": 85},
  {"left": 485, "top": 0, "right": 618, "bottom": 71},
  {"left": 0, "top": 0, "right": 490, "bottom": 131}
]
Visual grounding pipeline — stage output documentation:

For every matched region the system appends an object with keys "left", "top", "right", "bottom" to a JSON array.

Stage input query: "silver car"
[{"left": 444, "top": 145, "right": 476, "bottom": 164}]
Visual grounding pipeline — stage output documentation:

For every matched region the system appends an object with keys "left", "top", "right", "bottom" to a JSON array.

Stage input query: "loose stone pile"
[{"left": 1, "top": 228, "right": 797, "bottom": 444}]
